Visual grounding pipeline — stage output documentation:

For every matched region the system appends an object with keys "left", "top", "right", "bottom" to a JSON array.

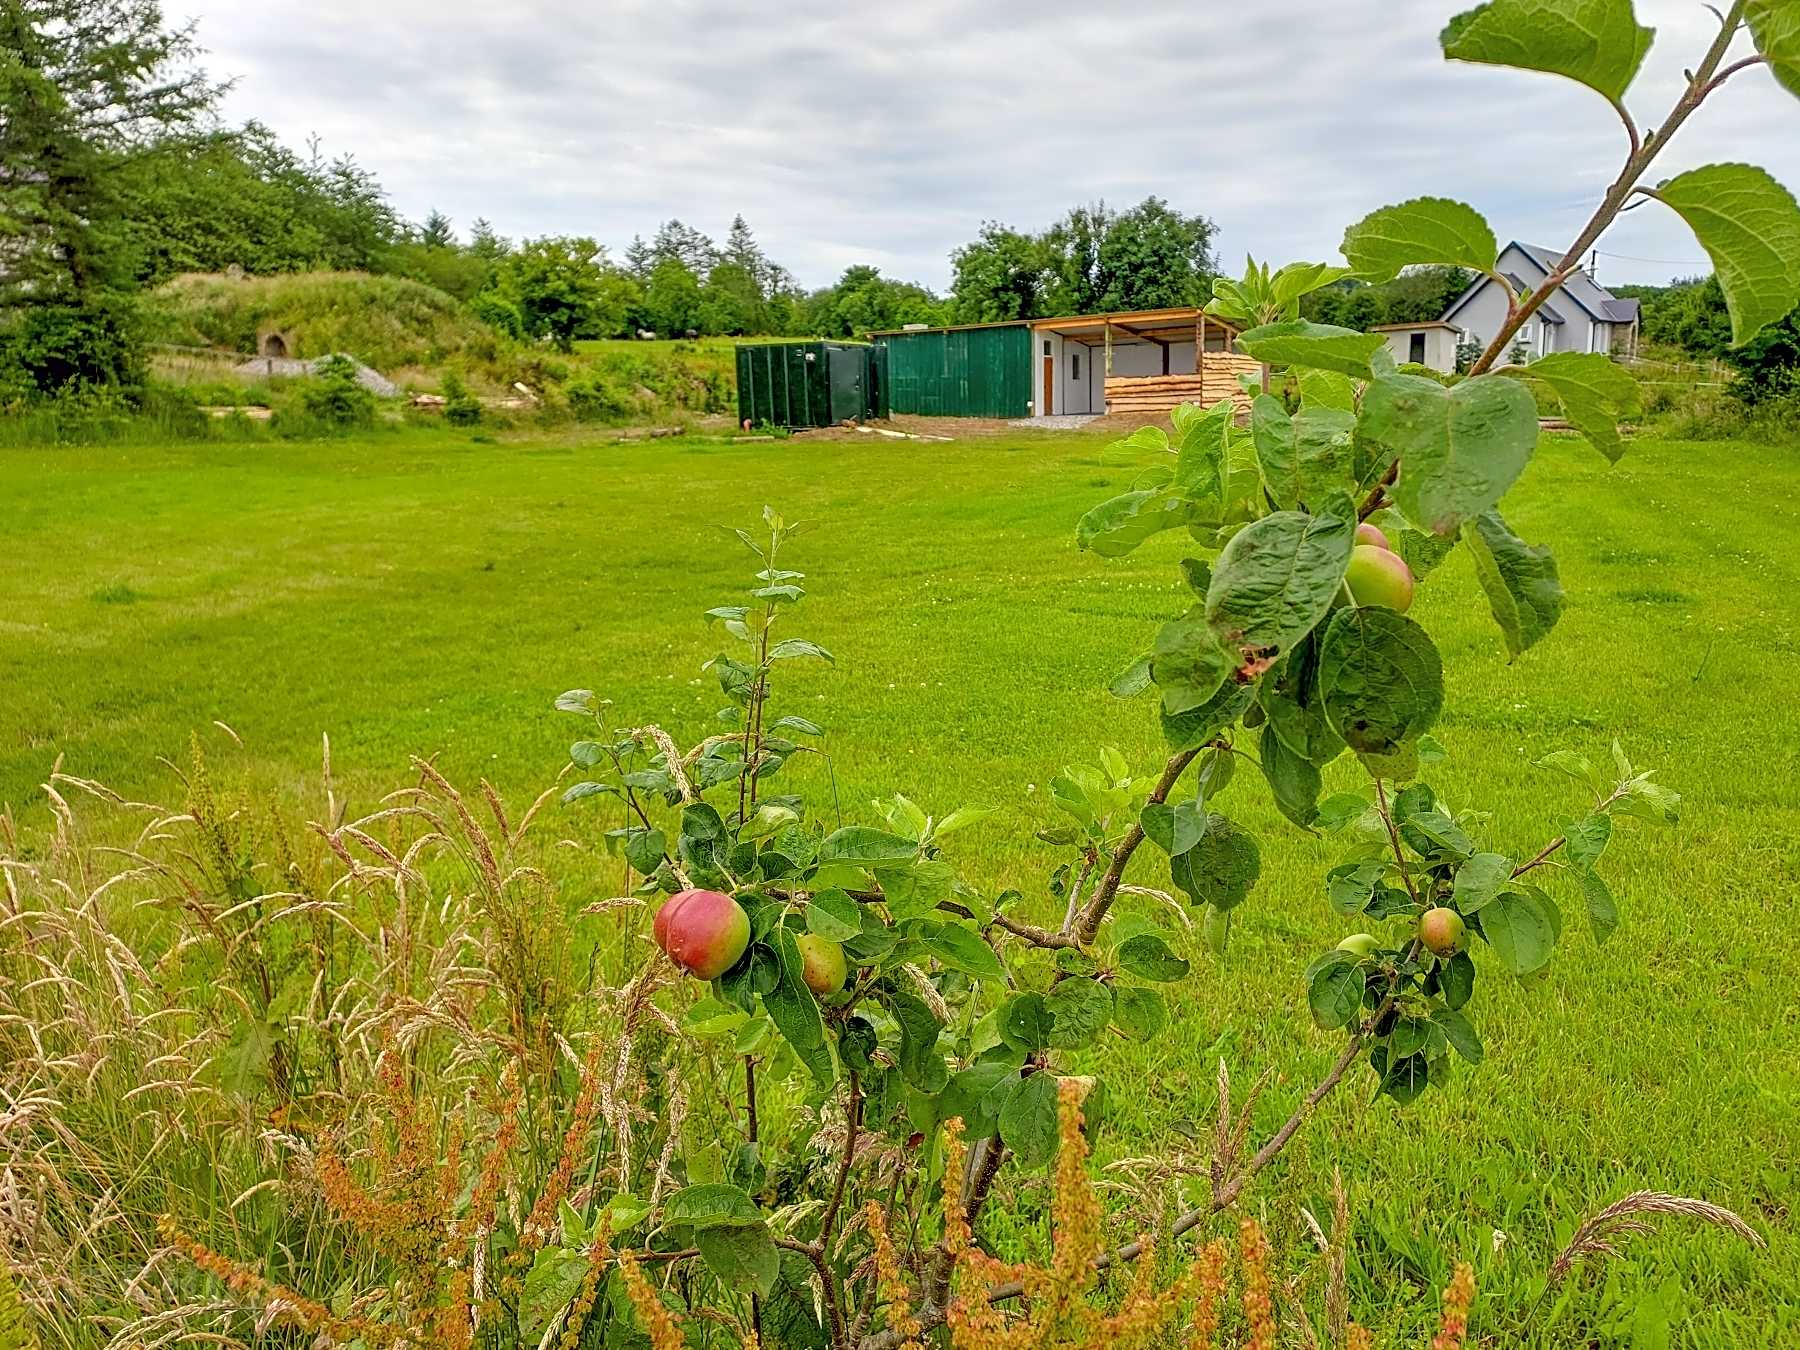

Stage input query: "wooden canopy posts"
[{"left": 1027, "top": 307, "right": 1253, "bottom": 421}]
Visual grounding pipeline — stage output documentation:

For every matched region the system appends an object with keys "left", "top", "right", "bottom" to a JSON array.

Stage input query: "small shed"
[
  {"left": 736, "top": 341, "right": 886, "bottom": 429},
  {"left": 869, "top": 308, "right": 1253, "bottom": 420},
  {"left": 1372, "top": 321, "right": 1462, "bottom": 373},
  {"left": 1031, "top": 308, "right": 1250, "bottom": 418}
]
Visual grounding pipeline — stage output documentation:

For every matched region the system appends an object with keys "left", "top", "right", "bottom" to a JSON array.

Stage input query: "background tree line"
[{"left": 7, "top": 0, "right": 1788, "bottom": 409}]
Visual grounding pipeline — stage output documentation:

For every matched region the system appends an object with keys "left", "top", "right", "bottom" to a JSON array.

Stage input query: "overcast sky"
[{"left": 177, "top": 0, "right": 1799, "bottom": 293}]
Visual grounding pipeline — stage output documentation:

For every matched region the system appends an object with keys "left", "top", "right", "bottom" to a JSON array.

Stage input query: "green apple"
[
  {"left": 1355, "top": 521, "right": 1391, "bottom": 550},
  {"left": 1344, "top": 543, "right": 1415, "bottom": 612},
  {"left": 1336, "top": 932, "right": 1381, "bottom": 958},
  {"left": 795, "top": 933, "right": 848, "bottom": 996}
]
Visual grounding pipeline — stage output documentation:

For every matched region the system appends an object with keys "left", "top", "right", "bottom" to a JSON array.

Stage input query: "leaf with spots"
[{"left": 1318, "top": 608, "right": 1445, "bottom": 757}]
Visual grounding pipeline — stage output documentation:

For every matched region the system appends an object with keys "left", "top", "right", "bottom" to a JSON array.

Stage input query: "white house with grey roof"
[{"left": 1375, "top": 242, "right": 1641, "bottom": 373}]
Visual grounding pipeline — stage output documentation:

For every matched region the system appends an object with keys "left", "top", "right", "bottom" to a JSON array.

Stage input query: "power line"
[{"left": 1593, "top": 248, "right": 1711, "bottom": 266}]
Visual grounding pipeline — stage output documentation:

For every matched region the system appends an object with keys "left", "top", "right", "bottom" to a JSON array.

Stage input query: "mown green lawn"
[{"left": 2, "top": 425, "right": 1796, "bottom": 1344}]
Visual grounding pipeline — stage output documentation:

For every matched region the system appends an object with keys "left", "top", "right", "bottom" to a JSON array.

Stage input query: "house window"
[
  {"left": 1409, "top": 332, "right": 1426, "bottom": 364},
  {"left": 1043, "top": 340, "right": 1052, "bottom": 356},
  {"left": 1072, "top": 352, "right": 1081, "bottom": 381}
]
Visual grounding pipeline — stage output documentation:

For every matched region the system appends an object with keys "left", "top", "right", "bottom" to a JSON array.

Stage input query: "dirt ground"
[{"left": 783, "top": 411, "right": 1179, "bottom": 443}]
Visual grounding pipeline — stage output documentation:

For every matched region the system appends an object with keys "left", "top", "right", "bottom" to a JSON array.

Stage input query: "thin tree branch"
[
  {"left": 1075, "top": 746, "right": 1203, "bottom": 943},
  {"left": 1468, "top": 0, "right": 1749, "bottom": 376}
]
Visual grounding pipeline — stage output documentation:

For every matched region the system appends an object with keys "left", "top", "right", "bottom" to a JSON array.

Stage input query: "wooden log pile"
[{"left": 1104, "top": 353, "right": 1263, "bottom": 418}]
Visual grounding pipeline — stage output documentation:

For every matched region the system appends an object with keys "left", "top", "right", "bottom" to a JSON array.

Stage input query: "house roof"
[
  {"left": 1029, "top": 306, "right": 1241, "bottom": 342},
  {"left": 1442, "top": 242, "right": 1637, "bottom": 329},
  {"left": 867, "top": 306, "right": 1241, "bottom": 342},
  {"left": 1370, "top": 321, "right": 1460, "bottom": 331}
]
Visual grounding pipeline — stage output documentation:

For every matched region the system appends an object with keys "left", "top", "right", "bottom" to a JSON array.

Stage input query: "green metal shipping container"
[
  {"left": 873, "top": 323, "right": 1033, "bottom": 419},
  {"left": 735, "top": 341, "right": 882, "bottom": 429}
]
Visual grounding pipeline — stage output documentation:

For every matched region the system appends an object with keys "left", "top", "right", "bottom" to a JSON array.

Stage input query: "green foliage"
[
  {"left": 1463, "top": 508, "right": 1563, "bottom": 658},
  {"left": 0, "top": 1259, "right": 40, "bottom": 1350},
  {"left": 483, "top": 236, "right": 633, "bottom": 351},
  {"left": 1364, "top": 372, "right": 1539, "bottom": 535},
  {"left": 1503, "top": 350, "right": 1641, "bottom": 461},
  {"left": 949, "top": 196, "right": 1220, "bottom": 323},
  {"left": 1650, "top": 163, "right": 1800, "bottom": 347},
  {"left": 1237, "top": 320, "right": 1388, "bottom": 379},
  {"left": 115, "top": 124, "right": 403, "bottom": 285},
  {"left": 147, "top": 270, "right": 506, "bottom": 373},
  {"left": 1340, "top": 196, "right": 1500, "bottom": 283},
  {"left": 1747, "top": 0, "right": 1800, "bottom": 101},
  {"left": 289, "top": 355, "right": 375, "bottom": 431},
  {"left": 0, "top": 294, "right": 144, "bottom": 399},
  {"left": 802, "top": 264, "right": 947, "bottom": 337},
  {"left": 1441, "top": 0, "right": 1655, "bottom": 102},
  {"left": 439, "top": 371, "right": 481, "bottom": 426}
]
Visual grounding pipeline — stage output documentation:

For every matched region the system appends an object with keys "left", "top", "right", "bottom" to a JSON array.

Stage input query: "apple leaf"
[
  {"left": 889, "top": 987, "right": 948, "bottom": 1093},
  {"left": 1451, "top": 852, "right": 1513, "bottom": 914},
  {"left": 1251, "top": 395, "right": 1357, "bottom": 511},
  {"left": 1169, "top": 813, "right": 1261, "bottom": 911},
  {"left": 1270, "top": 261, "right": 1354, "bottom": 308},
  {"left": 763, "top": 930, "right": 832, "bottom": 1089},
  {"left": 1151, "top": 607, "right": 1232, "bottom": 716},
  {"left": 1650, "top": 163, "right": 1800, "bottom": 347},
  {"left": 1112, "top": 985, "right": 1169, "bottom": 1039},
  {"left": 1160, "top": 678, "right": 1256, "bottom": 754},
  {"left": 1746, "top": 0, "right": 1800, "bottom": 103},
  {"left": 1076, "top": 489, "right": 1200, "bottom": 558},
  {"left": 1308, "top": 955, "right": 1366, "bottom": 1030},
  {"left": 1116, "top": 933, "right": 1191, "bottom": 983},
  {"left": 1463, "top": 509, "right": 1563, "bottom": 660},
  {"left": 1362, "top": 373, "right": 1539, "bottom": 536},
  {"left": 1205, "top": 511, "right": 1354, "bottom": 661},
  {"left": 1579, "top": 867, "right": 1620, "bottom": 944},
  {"left": 1259, "top": 724, "right": 1322, "bottom": 829},
  {"left": 1479, "top": 889, "right": 1557, "bottom": 974},
  {"left": 1502, "top": 351, "right": 1641, "bottom": 463},
  {"left": 1045, "top": 978, "right": 1113, "bottom": 1049},
  {"left": 1171, "top": 398, "right": 1234, "bottom": 503},
  {"left": 1431, "top": 1006, "right": 1485, "bottom": 1064},
  {"left": 1340, "top": 197, "right": 1499, "bottom": 283},
  {"left": 1441, "top": 0, "right": 1654, "bottom": 102},
  {"left": 1139, "top": 799, "right": 1207, "bottom": 856},
  {"left": 665, "top": 1182, "right": 765, "bottom": 1231},
  {"left": 695, "top": 1224, "right": 780, "bottom": 1298},
  {"left": 818, "top": 826, "right": 917, "bottom": 868},
  {"left": 1237, "top": 320, "right": 1388, "bottom": 379},
  {"left": 1318, "top": 608, "right": 1444, "bottom": 758},
  {"left": 998, "top": 1072, "right": 1061, "bottom": 1168}
]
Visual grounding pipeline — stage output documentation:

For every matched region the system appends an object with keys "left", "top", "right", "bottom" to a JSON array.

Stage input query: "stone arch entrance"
[{"left": 261, "top": 333, "right": 288, "bottom": 359}]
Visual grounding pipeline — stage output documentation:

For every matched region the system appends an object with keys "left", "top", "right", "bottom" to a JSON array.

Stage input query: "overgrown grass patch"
[{"left": 1, "top": 426, "right": 1796, "bottom": 1343}]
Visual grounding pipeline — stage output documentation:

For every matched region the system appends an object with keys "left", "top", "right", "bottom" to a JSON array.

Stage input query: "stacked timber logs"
[{"left": 1103, "top": 353, "right": 1263, "bottom": 418}]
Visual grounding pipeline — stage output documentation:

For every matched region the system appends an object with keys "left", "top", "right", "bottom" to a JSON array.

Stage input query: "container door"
[{"left": 827, "top": 347, "right": 864, "bottom": 423}]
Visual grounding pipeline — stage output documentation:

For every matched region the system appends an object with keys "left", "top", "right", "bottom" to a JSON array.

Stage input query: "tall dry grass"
[{"left": 0, "top": 740, "right": 686, "bottom": 1347}]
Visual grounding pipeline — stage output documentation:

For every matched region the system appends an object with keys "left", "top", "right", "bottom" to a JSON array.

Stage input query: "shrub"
[
  {"left": 441, "top": 371, "right": 482, "bottom": 426},
  {"left": 0, "top": 294, "right": 146, "bottom": 399},
  {"left": 565, "top": 368, "right": 634, "bottom": 422},
  {"left": 275, "top": 355, "right": 376, "bottom": 434}
]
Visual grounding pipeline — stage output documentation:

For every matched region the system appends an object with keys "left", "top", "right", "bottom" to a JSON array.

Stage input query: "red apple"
[
  {"left": 1418, "top": 907, "right": 1465, "bottom": 957},
  {"left": 1344, "top": 543, "right": 1415, "bottom": 612},
  {"left": 653, "top": 889, "right": 750, "bottom": 980},
  {"left": 795, "top": 933, "right": 848, "bottom": 996},
  {"left": 1355, "top": 522, "right": 1391, "bottom": 550}
]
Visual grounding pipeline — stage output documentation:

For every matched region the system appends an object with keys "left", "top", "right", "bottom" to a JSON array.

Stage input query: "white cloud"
[{"left": 181, "top": 0, "right": 1800, "bottom": 291}]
